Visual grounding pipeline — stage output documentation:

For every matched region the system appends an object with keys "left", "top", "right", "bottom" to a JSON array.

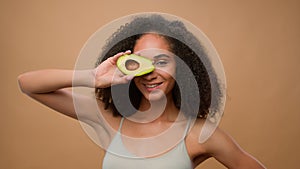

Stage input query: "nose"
[{"left": 141, "top": 71, "right": 157, "bottom": 81}]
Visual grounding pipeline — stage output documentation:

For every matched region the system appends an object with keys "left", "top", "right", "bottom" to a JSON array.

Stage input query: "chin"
[{"left": 146, "top": 90, "right": 168, "bottom": 101}]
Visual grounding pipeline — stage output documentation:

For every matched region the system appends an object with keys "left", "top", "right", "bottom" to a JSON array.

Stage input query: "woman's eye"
[{"left": 154, "top": 60, "right": 168, "bottom": 67}]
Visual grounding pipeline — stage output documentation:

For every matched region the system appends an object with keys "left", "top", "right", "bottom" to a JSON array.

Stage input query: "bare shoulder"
[
  {"left": 186, "top": 118, "right": 244, "bottom": 154},
  {"left": 186, "top": 118, "right": 266, "bottom": 168},
  {"left": 185, "top": 118, "right": 210, "bottom": 164}
]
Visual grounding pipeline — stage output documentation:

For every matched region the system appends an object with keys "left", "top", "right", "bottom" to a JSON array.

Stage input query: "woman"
[{"left": 18, "top": 14, "right": 265, "bottom": 168}]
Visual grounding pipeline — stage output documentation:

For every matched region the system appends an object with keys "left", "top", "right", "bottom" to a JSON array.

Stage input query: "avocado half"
[{"left": 117, "top": 54, "right": 154, "bottom": 76}]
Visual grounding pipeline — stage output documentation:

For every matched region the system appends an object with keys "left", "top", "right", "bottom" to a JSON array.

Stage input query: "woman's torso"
[{"left": 102, "top": 117, "right": 194, "bottom": 169}]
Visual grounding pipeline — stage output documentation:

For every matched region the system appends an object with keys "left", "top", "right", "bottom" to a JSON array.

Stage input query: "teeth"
[{"left": 146, "top": 84, "right": 159, "bottom": 88}]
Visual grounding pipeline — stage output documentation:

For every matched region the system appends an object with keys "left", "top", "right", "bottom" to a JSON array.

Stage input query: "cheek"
[
  {"left": 168, "top": 62, "right": 176, "bottom": 77},
  {"left": 158, "top": 65, "right": 176, "bottom": 81},
  {"left": 160, "top": 71, "right": 176, "bottom": 87},
  {"left": 133, "top": 78, "right": 140, "bottom": 87},
  {"left": 165, "top": 77, "right": 176, "bottom": 95},
  {"left": 133, "top": 77, "right": 144, "bottom": 92}
]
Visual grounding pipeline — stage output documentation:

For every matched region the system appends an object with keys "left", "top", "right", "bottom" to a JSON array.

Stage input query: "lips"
[
  {"left": 144, "top": 82, "right": 163, "bottom": 91},
  {"left": 145, "top": 84, "right": 160, "bottom": 88}
]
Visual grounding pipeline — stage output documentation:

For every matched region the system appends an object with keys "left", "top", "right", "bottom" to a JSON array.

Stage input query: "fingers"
[
  {"left": 110, "top": 50, "right": 132, "bottom": 64},
  {"left": 125, "top": 75, "right": 134, "bottom": 81},
  {"left": 112, "top": 74, "right": 134, "bottom": 86},
  {"left": 106, "top": 50, "right": 134, "bottom": 86},
  {"left": 124, "top": 50, "right": 131, "bottom": 55}
]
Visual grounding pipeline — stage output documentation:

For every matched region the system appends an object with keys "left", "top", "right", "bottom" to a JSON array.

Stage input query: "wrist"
[{"left": 72, "top": 69, "right": 95, "bottom": 88}]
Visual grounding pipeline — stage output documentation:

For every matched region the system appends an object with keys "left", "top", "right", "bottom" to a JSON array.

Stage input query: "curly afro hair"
[{"left": 95, "top": 14, "right": 223, "bottom": 119}]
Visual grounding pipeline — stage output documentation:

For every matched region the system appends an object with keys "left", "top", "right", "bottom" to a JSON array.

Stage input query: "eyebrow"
[{"left": 153, "top": 54, "right": 170, "bottom": 59}]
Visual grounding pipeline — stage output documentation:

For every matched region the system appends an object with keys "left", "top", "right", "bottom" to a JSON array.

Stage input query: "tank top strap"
[
  {"left": 183, "top": 117, "right": 192, "bottom": 137},
  {"left": 118, "top": 117, "right": 125, "bottom": 132}
]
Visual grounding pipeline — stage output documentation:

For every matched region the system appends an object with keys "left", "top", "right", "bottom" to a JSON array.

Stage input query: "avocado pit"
[{"left": 125, "top": 59, "right": 140, "bottom": 71}]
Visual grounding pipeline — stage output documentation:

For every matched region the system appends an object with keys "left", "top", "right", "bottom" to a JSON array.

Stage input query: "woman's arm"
[
  {"left": 18, "top": 69, "right": 95, "bottom": 120},
  {"left": 17, "top": 51, "right": 133, "bottom": 122},
  {"left": 18, "top": 69, "right": 94, "bottom": 94},
  {"left": 203, "top": 126, "right": 266, "bottom": 169}
]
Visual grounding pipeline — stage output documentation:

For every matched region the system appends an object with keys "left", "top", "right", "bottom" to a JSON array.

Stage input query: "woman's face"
[{"left": 133, "top": 33, "right": 176, "bottom": 101}]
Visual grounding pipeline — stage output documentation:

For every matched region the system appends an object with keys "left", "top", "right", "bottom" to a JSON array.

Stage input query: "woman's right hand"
[{"left": 93, "top": 50, "right": 134, "bottom": 88}]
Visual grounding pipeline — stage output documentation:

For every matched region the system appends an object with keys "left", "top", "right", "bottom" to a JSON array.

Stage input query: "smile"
[{"left": 144, "top": 83, "right": 163, "bottom": 90}]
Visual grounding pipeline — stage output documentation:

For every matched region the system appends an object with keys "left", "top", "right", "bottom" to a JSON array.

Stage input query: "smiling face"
[{"left": 133, "top": 33, "right": 176, "bottom": 101}]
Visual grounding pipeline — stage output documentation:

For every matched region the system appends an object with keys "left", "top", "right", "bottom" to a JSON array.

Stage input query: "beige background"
[{"left": 1, "top": 0, "right": 299, "bottom": 168}]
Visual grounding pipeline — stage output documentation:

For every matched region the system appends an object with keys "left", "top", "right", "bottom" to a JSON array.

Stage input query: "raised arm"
[
  {"left": 17, "top": 51, "right": 133, "bottom": 122},
  {"left": 18, "top": 69, "right": 94, "bottom": 120}
]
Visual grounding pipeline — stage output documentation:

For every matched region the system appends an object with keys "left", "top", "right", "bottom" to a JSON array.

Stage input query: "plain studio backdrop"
[{"left": 1, "top": 0, "right": 299, "bottom": 169}]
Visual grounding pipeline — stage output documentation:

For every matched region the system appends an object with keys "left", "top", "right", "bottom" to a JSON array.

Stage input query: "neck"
[{"left": 138, "top": 94, "right": 179, "bottom": 122}]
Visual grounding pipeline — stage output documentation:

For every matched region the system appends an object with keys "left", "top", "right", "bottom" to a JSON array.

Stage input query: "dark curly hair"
[{"left": 95, "top": 14, "right": 223, "bottom": 119}]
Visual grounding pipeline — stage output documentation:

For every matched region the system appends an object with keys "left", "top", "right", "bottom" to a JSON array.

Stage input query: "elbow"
[
  {"left": 17, "top": 74, "right": 26, "bottom": 94},
  {"left": 17, "top": 73, "right": 31, "bottom": 94}
]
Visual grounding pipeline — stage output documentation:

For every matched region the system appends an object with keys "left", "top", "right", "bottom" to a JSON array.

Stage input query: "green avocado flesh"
[{"left": 117, "top": 54, "right": 155, "bottom": 76}]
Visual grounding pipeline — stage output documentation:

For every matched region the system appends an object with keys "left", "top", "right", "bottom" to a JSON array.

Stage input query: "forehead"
[
  {"left": 134, "top": 48, "right": 175, "bottom": 60},
  {"left": 133, "top": 34, "right": 171, "bottom": 51},
  {"left": 133, "top": 34, "right": 174, "bottom": 59}
]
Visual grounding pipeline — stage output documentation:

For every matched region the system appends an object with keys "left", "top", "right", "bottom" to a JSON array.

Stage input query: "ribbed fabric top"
[{"left": 102, "top": 118, "right": 193, "bottom": 169}]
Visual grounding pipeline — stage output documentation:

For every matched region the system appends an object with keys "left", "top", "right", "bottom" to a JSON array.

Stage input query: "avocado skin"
[{"left": 117, "top": 54, "right": 155, "bottom": 76}]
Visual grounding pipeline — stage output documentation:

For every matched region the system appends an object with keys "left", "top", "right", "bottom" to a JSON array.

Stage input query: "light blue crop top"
[{"left": 102, "top": 118, "right": 193, "bottom": 169}]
